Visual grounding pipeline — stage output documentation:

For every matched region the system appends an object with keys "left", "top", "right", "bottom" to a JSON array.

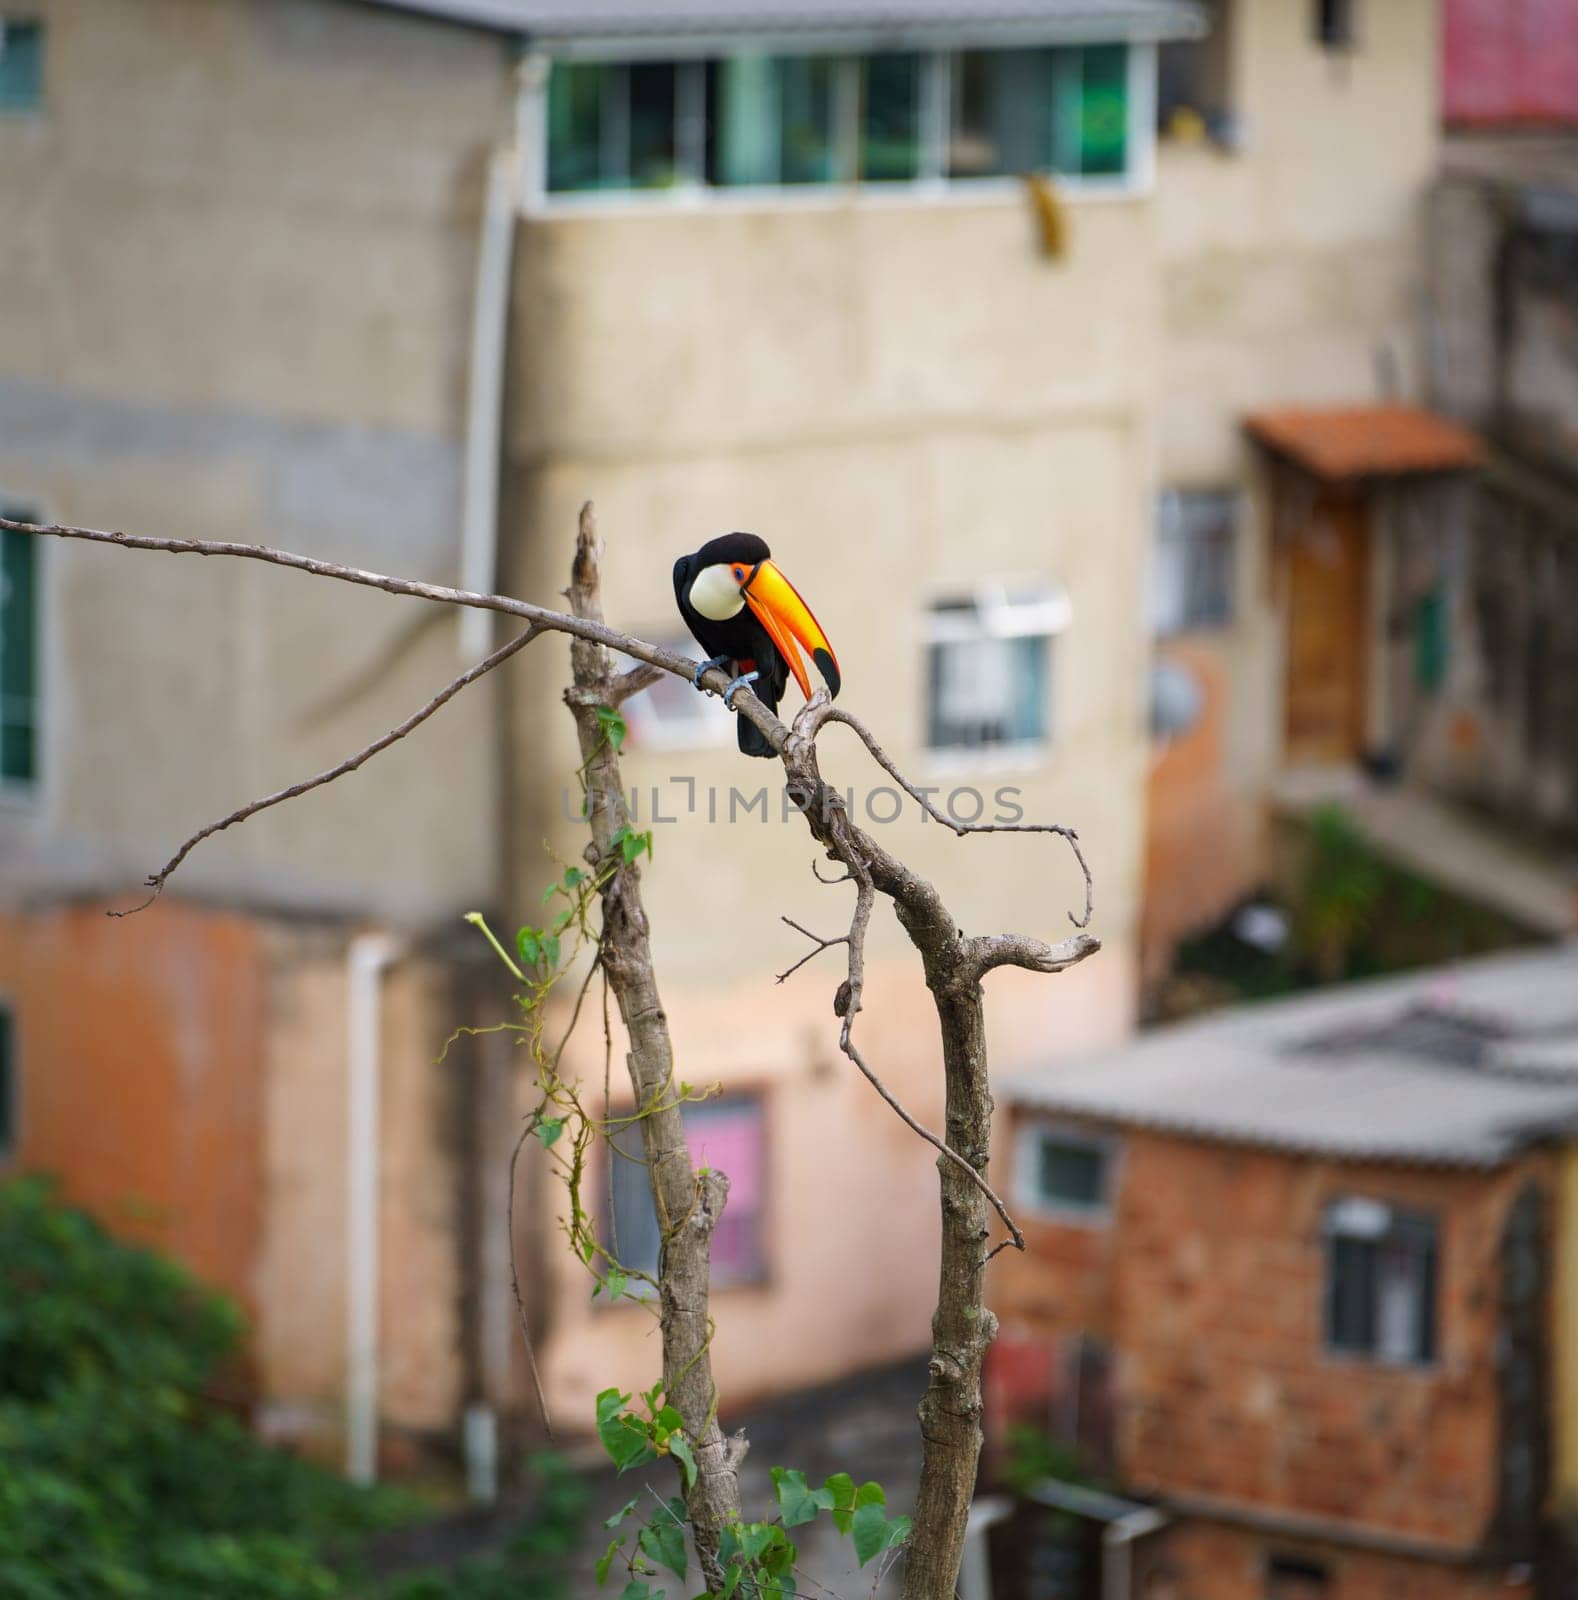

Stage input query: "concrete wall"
[
  {"left": 0, "top": 0, "right": 515, "bottom": 924},
  {"left": 989, "top": 1121, "right": 1538, "bottom": 1556},
  {"left": 502, "top": 189, "right": 1159, "bottom": 1413}
]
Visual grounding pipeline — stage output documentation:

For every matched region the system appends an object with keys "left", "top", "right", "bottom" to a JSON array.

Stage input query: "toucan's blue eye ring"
[{"left": 732, "top": 566, "right": 746, "bottom": 581}]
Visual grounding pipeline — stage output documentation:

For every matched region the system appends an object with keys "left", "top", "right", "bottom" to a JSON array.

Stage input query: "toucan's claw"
[
  {"left": 723, "top": 670, "right": 760, "bottom": 710},
  {"left": 693, "top": 653, "right": 732, "bottom": 690}
]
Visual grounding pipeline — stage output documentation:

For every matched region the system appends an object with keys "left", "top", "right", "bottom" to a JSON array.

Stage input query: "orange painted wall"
[
  {"left": 0, "top": 899, "right": 266, "bottom": 1317},
  {"left": 1142, "top": 637, "right": 1267, "bottom": 984}
]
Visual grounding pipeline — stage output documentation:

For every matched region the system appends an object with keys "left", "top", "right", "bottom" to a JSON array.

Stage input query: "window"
[
  {"left": 0, "top": 508, "right": 38, "bottom": 787},
  {"left": 0, "top": 1005, "right": 12, "bottom": 1157},
  {"left": 1315, "top": 0, "right": 1356, "bottom": 50},
  {"left": 1266, "top": 1555, "right": 1331, "bottom": 1600},
  {"left": 621, "top": 634, "right": 733, "bottom": 750},
  {"left": 1157, "top": 0, "right": 1237, "bottom": 146},
  {"left": 539, "top": 43, "right": 1142, "bottom": 201},
  {"left": 0, "top": 19, "right": 42, "bottom": 113},
  {"left": 1152, "top": 489, "right": 1236, "bottom": 635},
  {"left": 546, "top": 60, "right": 687, "bottom": 192},
  {"left": 925, "top": 585, "right": 1067, "bottom": 753},
  {"left": 607, "top": 1096, "right": 766, "bottom": 1289},
  {"left": 1324, "top": 1197, "right": 1437, "bottom": 1366},
  {"left": 1017, "top": 1123, "right": 1114, "bottom": 1217}
]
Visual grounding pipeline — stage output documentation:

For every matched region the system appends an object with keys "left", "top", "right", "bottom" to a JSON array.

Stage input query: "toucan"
[{"left": 673, "top": 533, "right": 841, "bottom": 757}]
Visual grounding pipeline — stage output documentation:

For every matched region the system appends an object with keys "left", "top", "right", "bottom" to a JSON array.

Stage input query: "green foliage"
[
  {"left": 0, "top": 1176, "right": 411, "bottom": 1600},
  {"left": 1292, "top": 804, "right": 1385, "bottom": 981},
  {"left": 591, "top": 1397, "right": 911, "bottom": 1598},
  {"left": 998, "top": 1423, "right": 1090, "bottom": 1497}
]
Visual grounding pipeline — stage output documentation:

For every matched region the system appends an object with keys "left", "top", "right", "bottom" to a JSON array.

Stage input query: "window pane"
[
  {"left": 1327, "top": 1234, "right": 1376, "bottom": 1352},
  {"left": 684, "top": 1099, "right": 765, "bottom": 1286},
  {"left": 604, "top": 1098, "right": 766, "bottom": 1292},
  {"left": 628, "top": 62, "right": 679, "bottom": 188},
  {"left": 711, "top": 55, "right": 839, "bottom": 187},
  {"left": 1153, "top": 490, "right": 1236, "bottom": 634},
  {"left": 951, "top": 49, "right": 1063, "bottom": 178},
  {"left": 1079, "top": 44, "right": 1128, "bottom": 176},
  {"left": 0, "top": 20, "right": 43, "bottom": 114},
  {"left": 861, "top": 52, "right": 920, "bottom": 181},
  {"left": 1, "top": 522, "right": 37, "bottom": 786},
  {"left": 927, "top": 630, "right": 1048, "bottom": 750},
  {"left": 547, "top": 61, "right": 680, "bottom": 192},
  {"left": 546, "top": 61, "right": 608, "bottom": 192},
  {"left": 1036, "top": 1134, "right": 1107, "bottom": 1209}
]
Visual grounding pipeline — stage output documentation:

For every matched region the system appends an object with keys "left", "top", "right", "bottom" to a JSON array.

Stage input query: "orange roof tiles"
[{"left": 1244, "top": 404, "right": 1485, "bottom": 482}]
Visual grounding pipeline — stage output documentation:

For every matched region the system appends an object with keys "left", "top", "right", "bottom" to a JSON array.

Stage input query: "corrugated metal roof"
[
  {"left": 365, "top": 0, "right": 1206, "bottom": 45},
  {"left": 1244, "top": 404, "right": 1485, "bottom": 483},
  {"left": 1003, "top": 945, "right": 1578, "bottom": 1167}
]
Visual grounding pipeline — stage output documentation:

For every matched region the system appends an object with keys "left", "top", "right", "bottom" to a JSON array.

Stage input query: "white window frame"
[
  {"left": 1322, "top": 1196, "right": 1439, "bottom": 1369},
  {"left": 519, "top": 39, "right": 1159, "bottom": 215},
  {"left": 1014, "top": 1120, "right": 1118, "bottom": 1223}
]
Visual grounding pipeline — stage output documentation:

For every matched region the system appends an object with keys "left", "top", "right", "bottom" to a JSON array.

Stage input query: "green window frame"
[
  {"left": 1, "top": 509, "right": 39, "bottom": 787},
  {"left": 0, "top": 18, "right": 43, "bottom": 113}
]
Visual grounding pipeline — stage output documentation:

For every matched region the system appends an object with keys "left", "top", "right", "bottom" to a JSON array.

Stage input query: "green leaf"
[
  {"left": 606, "top": 1497, "right": 641, "bottom": 1529},
  {"left": 595, "top": 1389, "right": 655, "bottom": 1472},
  {"left": 534, "top": 1117, "right": 565, "bottom": 1149},
  {"left": 604, "top": 1266, "right": 628, "bottom": 1301},
  {"left": 564, "top": 866, "right": 586, "bottom": 890},
  {"left": 823, "top": 1472, "right": 856, "bottom": 1533},
  {"left": 737, "top": 1524, "right": 775, "bottom": 1565},
  {"left": 669, "top": 1433, "right": 697, "bottom": 1490},
  {"left": 517, "top": 927, "right": 540, "bottom": 966},
  {"left": 597, "top": 705, "right": 628, "bottom": 751},
  {"left": 654, "top": 1405, "right": 685, "bottom": 1436},
  {"left": 597, "top": 1537, "right": 623, "bottom": 1585},
  {"left": 543, "top": 933, "right": 561, "bottom": 971},
  {"left": 771, "top": 1467, "right": 820, "bottom": 1528},
  {"left": 552, "top": 909, "right": 573, "bottom": 933},
  {"left": 719, "top": 1564, "right": 744, "bottom": 1600},
  {"left": 620, "top": 1583, "right": 654, "bottom": 1600},
  {"left": 850, "top": 1496, "right": 909, "bottom": 1569},
  {"left": 639, "top": 1510, "right": 689, "bottom": 1579}
]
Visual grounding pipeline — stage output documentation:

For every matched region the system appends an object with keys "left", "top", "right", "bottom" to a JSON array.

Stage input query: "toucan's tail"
[{"left": 738, "top": 711, "right": 775, "bottom": 757}]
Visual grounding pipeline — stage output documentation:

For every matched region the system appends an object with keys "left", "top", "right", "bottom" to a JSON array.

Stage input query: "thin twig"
[
  {"left": 508, "top": 1116, "right": 555, "bottom": 1440},
  {"left": 108, "top": 623, "right": 541, "bottom": 916},
  {"left": 774, "top": 916, "right": 850, "bottom": 984},
  {"left": 819, "top": 706, "right": 1094, "bottom": 929}
]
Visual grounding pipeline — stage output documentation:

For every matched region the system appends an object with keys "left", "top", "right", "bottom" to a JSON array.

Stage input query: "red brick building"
[{"left": 987, "top": 946, "right": 1578, "bottom": 1600}]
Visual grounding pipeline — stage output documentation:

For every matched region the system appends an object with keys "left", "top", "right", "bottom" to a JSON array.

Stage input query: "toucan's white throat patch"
[{"left": 690, "top": 563, "right": 747, "bottom": 622}]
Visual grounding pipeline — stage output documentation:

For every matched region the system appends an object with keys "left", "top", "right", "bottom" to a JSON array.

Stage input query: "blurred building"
[
  {"left": 989, "top": 943, "right": 1578, "bottom": 1600},
  {"left": 0, "top": 0, "right": 1459, "bottom": 1475}
]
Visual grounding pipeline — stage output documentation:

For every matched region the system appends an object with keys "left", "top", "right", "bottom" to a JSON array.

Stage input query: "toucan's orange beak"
[{"left": 743, "top": 560, "right": 841, "bottom": 701}]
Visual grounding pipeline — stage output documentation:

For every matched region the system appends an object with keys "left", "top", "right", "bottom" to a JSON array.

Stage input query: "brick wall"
[{"left": 988, "top": 1121, "right": 1546, "bottom": 1555}]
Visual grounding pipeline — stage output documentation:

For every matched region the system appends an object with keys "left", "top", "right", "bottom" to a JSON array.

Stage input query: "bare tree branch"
[
  {"left": 774, "top": 917, "right": 850, "bottom": 984},
  {"left": 106, "top": 624, "right": 542, "bottom": 916}
]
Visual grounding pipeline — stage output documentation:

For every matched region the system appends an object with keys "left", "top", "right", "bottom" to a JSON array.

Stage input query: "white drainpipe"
[
  {"left": 457, "top": 141, "right": 518, "bottom": 660},
  {"left": 1102, "top": 1506, "right": 1170, "bottom": 1600},
  {"left": 346, "top": 933, "right": 399, "bottom": 1485}
]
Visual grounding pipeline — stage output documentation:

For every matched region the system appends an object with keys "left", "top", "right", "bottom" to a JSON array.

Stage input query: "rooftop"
[
  {"left": 1004, "top": 944, "right": 1578, "bottom": 1167},
  {"left": 365, "top": 0, "right": 1205, "bottom": 47},
  {"left": 1244, "top": 404, "right": 1486, "bottom": 484}
]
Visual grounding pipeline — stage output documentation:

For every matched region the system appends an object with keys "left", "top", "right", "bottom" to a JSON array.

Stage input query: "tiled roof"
[
  {"left": 1244, "top": 404, "right": 1485, "bottom": 483},
  {"left": 1003, "top": 945, "right": 1578, "bottom": 1167},
  {"left": 366, "top": 0, "right": 1206, "bottom": 44}
]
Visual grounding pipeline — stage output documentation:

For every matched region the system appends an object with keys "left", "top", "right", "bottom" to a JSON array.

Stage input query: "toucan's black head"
[{"left": 694, "top": 531, "right": 771, "bottom": 570}]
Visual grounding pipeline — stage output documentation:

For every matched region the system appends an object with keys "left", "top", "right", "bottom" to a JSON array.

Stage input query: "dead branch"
[
  {"left": 564, "top": 506, "right": 743, "bottom": 1592},
  {"left": 774, "top": 917, "right": 850, "bottom": 984},
  {"left": 22, "top": 509, "right": 1102, "bottom": 1600}
]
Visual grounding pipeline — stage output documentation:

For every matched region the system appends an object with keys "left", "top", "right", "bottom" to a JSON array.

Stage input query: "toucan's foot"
[
  {"left": 692, "top": 654, "right": 731, "bottom": 690},
  {"left": 723, "top": 670, "right": 760, "bottom": 710}
]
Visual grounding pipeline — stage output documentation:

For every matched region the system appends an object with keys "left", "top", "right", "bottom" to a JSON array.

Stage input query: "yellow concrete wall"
[
  {"left": 0, "top": 0, "right": 515, "bottom": 923},
  {"left": 502, "top": 190, "right": 1157, "bottom": 1413}
]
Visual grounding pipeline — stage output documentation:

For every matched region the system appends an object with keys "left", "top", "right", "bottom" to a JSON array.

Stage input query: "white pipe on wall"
[
  {"left": 458, "top": 143, "right": 518, "bottom": 660},
  {"left": 346, "top": 933, "right": 399, "bottom": 1486}
]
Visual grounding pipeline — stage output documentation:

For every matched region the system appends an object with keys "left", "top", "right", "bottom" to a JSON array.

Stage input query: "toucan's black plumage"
[{"left": 673, "top": 532, "right": 841, "bottom": 757}]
